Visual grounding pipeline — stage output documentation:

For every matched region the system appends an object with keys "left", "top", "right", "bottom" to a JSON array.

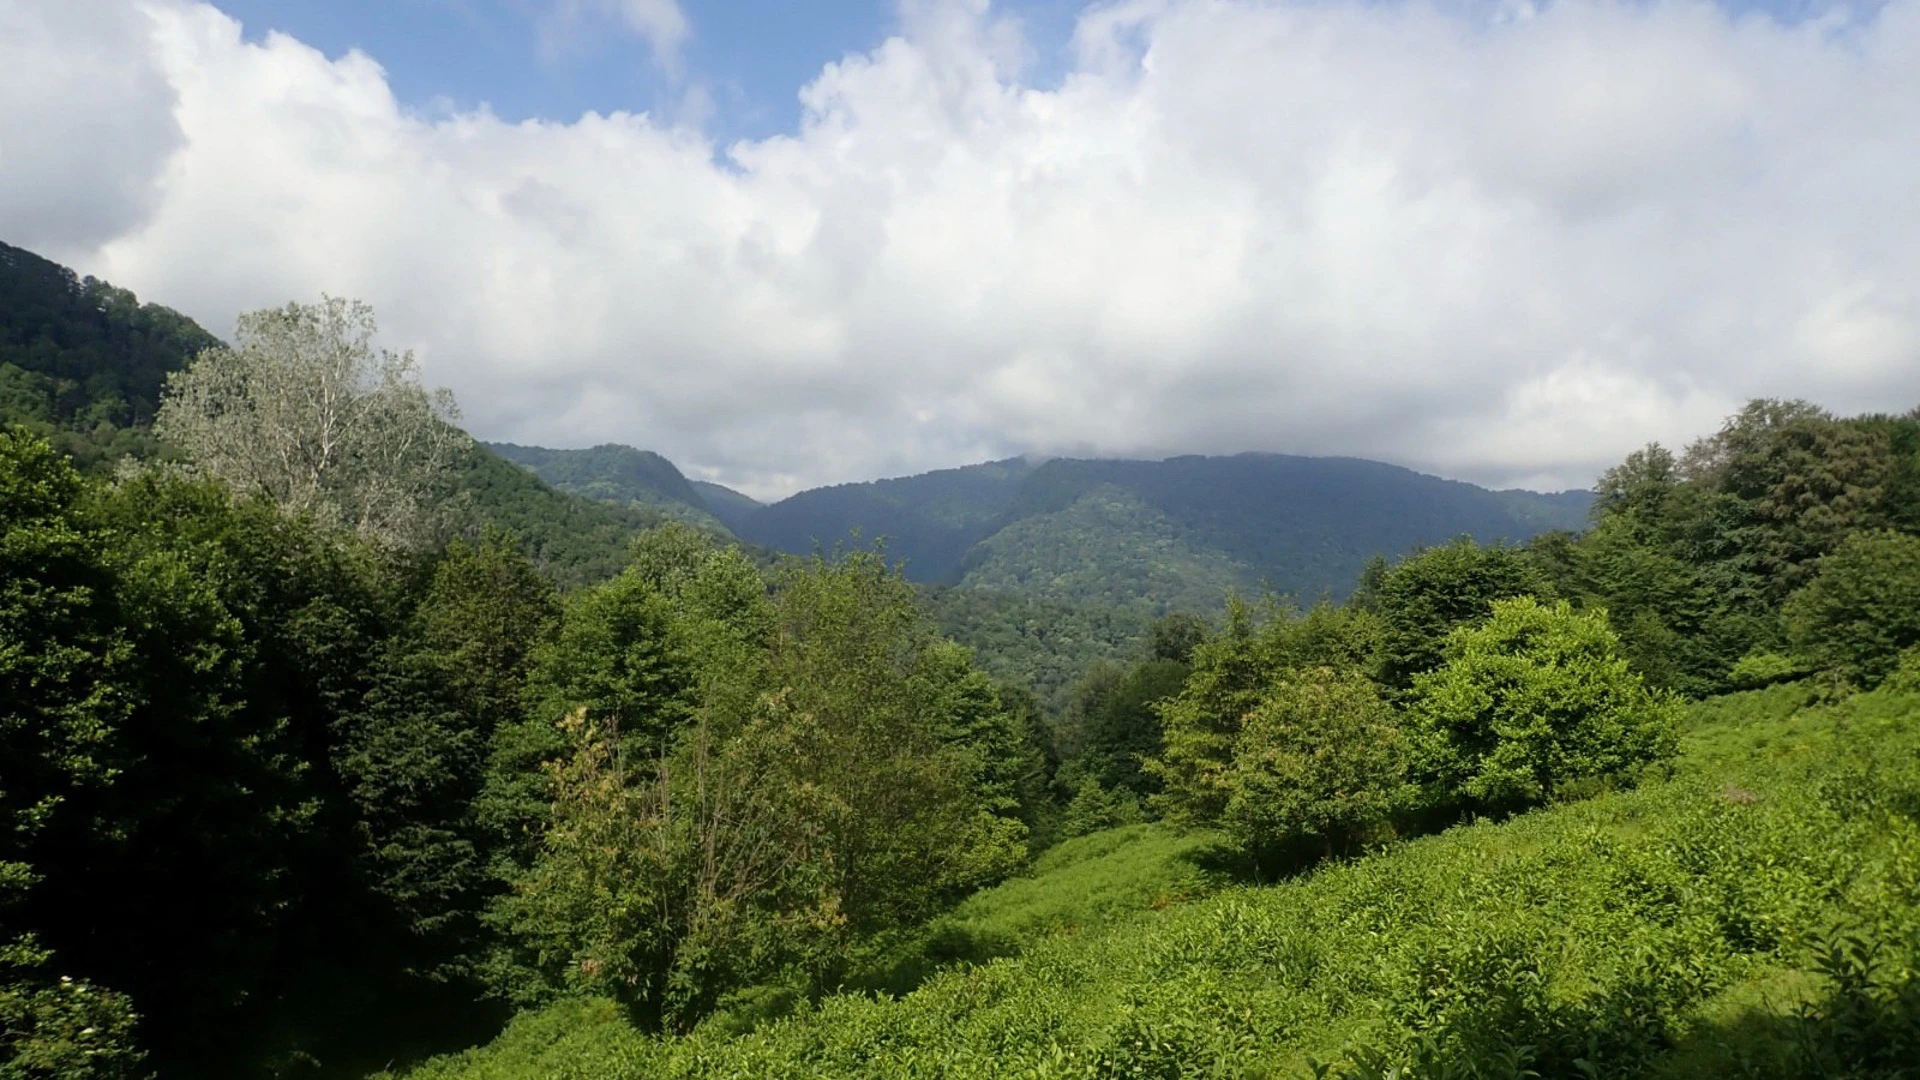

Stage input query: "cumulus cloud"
[
  {"left": 5, "top": 0, "right": 1919, "bottom": 498},
  {"left": 0, "top": 0, "right": 183, "bottom": 255}
]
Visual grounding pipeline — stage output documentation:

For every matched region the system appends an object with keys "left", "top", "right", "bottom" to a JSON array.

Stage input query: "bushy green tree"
[
  {"left": 1372, "top": 539, "right": 1553, "bottom": 691},
  {"left": 1223, "top": 667, "right": 1409, "bottom": 860},
  {"left": 335, "top": 533, "right": 558, "bottom": 984},
  {"left": 1058, "top": 658, "right": 1188, "bottom": 800},
  {"left": 1150, "top": 599, "right": 1379, "bottom": 825},
  {"left": 1408, "top": 597, "right": 1680, "bottom": 807},
  {"left": 1783, "top": 530, "right": 1920, "bottom": 687}
]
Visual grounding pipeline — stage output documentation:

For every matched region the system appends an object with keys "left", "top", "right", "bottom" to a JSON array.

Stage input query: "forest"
[{"left": 3, "top": 242, "right": 1919, "bottom": 1080}]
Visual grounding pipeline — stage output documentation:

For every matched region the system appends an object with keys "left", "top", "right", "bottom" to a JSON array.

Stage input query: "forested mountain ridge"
[
  {"left": 484, "top": 441, "right": 736, "bottom": 536},
  {"left": 0, "top": 240, "right": 659, "bottom": 583},
  {"left": 507, "top": 441, "right": 1594, "bottom": 609},
  {"left": 0, "top": 239, "right": 221, "bottom": 465}
]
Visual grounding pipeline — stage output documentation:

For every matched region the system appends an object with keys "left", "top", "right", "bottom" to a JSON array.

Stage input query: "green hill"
[
  {"left": 688, "top": 479, "right": 763, "bottom": 533},
  {"left": 484, "top": 442, "right": 731, "bottom": 535},
  {"left": 1, "top": 239, "right": 654, "bottom": 585},
  {"left": 739, "top": 452, "right": 1593, "bottom": 609},
  {"left": 382, "top": 681, "right": 1920, "bottom": 1079},
  {"left": 0, "top": 239, "right": 221, "bottom": 466},
  {"left": 736, "top": 456, "right": 1038, "bottom": 576},
  {"left": 507, "top": 442, "right": 1592, "bottom": 612}
]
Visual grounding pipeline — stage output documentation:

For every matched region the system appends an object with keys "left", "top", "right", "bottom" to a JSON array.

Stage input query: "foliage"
[
  {"left": 384, "top": 685, "right": 1920, "bottom": 1080},
  {"left": 1408, "top": 597, "right": 1681, "bottom": 807},
  {"left": 1222, "top": 667, "right": 1409, "bottom": 859},
  {"left": 1371, "top": 537, "right": 1554, "bottom": 691},
  {"left": 487, "top": 543, "right": 1030, "bottom": 1027},
  {"left": 0, "top": 240, "right": 218, "bottom": 469},
  {"left": 1782, "top": 529, "right": 1920, "bottom": 687},
  {"left": 1056, "top": 657, "right": 1189, "bottom": 799},
  {"left": 923, "top": 586, "right": 1153, "bottom": 714},
  {"left": 1150, "top": 599, "right": 1381, "bottom": 825},
  {"left": 155, "top": 297, "right": 468, "bottom": 547}
]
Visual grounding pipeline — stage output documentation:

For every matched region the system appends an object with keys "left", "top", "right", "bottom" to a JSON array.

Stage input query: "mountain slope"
[
  {"left": 485, "top": 442, "right": 730, "bottom": 534},
  {"left": 0, "top": 239, "right": 221, "bottom": 466},
  {"left": 732, "top": 457, "right": 1038, "bottom": 579},
  {"left": 1, "top": 240, "right": 654, "bottom": 584},
  {"left": 505, "top": 440, "right": 1593, "bottom": 610},
  {"left": 387, "top": 684, "right": 1920, "bottom": 1080},
  {"left": 967, "top": 453, "right": 1592, "bottom": 606},
  {"left": 689, "top": 480, "right": 762, "bottom": 534}
]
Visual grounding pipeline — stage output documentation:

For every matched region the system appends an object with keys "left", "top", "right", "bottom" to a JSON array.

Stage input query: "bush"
[
  {"left": 1784, "top": 529, "right": 1920, "bottom": 687},
  {"left": 1222, "top": 667, "right": 1408, "bottom": 859},
  {"left": 1409, "top": 597, "right": 1680, "bottom": 807}
]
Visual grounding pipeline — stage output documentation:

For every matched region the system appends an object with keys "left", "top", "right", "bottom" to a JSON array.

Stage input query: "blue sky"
[{"left": 207, "top": 0, "right": 1091, "bottom": 140}]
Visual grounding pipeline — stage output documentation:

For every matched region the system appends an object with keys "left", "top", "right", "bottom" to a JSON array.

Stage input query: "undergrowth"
[{"left": 385, "top": 684, "right": 1920, "bottom": 1080}]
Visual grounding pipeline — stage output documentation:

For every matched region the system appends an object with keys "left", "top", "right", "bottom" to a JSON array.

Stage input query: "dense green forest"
[
  {"left": 3, "top": 240, "right": 1918, "bottom": 1080},
  {"left": 501, "top": 443, "right": 1595, "bottom": 611}
]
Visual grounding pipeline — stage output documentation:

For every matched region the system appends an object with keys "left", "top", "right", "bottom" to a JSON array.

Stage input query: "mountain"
[
  {"left": 945, "top": 453, "right": 1591, "bottom": 607},
  {"left": 507, "top": 441, "right": 1594, "bottom": 612},
  {"left": 736, "top": 457, "right": 1038, "bottom": 574},
  {"left": 0, "top": 239, "right": 221, "bottom": 466},
  {"left": 1, "top": 240, "right": 655, "bottom": 584},
  {"left": 486, "top": 441, "right": 731, "bottom": 534},
  {"left": 688, "top": 480, "right": 763, "bottom": 534}
]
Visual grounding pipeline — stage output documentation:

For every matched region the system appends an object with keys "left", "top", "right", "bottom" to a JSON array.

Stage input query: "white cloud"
[
  {"left": 4, "top": 0, "right": 1919, "bottom": 499},
  {"left": 538, "top": 0, "right": 690, "bottom": 74},
  {"left": 0, "top": 0, "right": 182, "bottom": 256}
]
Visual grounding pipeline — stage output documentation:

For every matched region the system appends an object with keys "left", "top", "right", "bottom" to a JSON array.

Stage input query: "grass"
[{"left": 385, "top": 684, "right": 1920, "bottom": 1079}]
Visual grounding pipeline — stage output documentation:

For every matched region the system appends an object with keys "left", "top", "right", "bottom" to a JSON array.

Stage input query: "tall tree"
[{"left": 154, "top": 297, "right": 467, "bottom": 546}]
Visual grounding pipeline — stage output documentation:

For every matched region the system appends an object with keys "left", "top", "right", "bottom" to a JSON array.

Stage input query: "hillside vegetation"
[
  {"left": 3, "top": 245, "right": 1917, "bottom": 1080},
  {"left": 385, "top": 683, "right": 1920, "bottom": 1079},
  {"left": 485, "top": 442, "right": 736, "bottom": 536}
]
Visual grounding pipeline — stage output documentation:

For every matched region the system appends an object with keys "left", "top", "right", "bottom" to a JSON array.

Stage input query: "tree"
[
  {"left": 1150, "top": 598, "right": 1380, "bottom": 825},
  {"left": 1408, "top": 597, "right": 1680, "bottom": 808},
  {"left": 0, "top": 430, "right": 147, "bottom": 1079},
  {"left": 1372, "top": 539, "right": 1553, "bottom": 692},
  {"left": 1783, "top": 530, "right": 1920, "bottom": 686},
  {"left": 1222, "top": 667, "right": 1408, "bottom": 860},
  {"left": 154, "top": 297, "right": 467, "bottom": 546}
]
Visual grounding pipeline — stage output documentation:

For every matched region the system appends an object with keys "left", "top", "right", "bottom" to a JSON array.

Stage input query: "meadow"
[{"left": 385, "top": 681, "right": 1920, "bottom": 1079}]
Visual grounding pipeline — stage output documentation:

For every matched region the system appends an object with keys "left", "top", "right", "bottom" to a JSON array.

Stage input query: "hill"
[
  {"left": 0, "top": 239, "right": 221, "bottom": 466},
  {"left": 383, "top": 681, "right": 1920, "bottom": 1079},
  {"left": 688, "top": 479, "right": 762, "bottom": 533},
  {"left": 0, "top": 239, "right": 654, "bottom": 584},
  {"left": 505, "top": 443, "right": 1593, "bottom": 613},
  {"left": 485, "top": 442, "right": 733, "bottom": 535},
  {"left": 735, "top": 456, "right": 1038, "bottom": 576}
]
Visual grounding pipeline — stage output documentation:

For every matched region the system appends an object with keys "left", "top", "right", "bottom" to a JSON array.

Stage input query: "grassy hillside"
[{"left": 384, "top": 681, "right": 1920, "bottom": 1079}]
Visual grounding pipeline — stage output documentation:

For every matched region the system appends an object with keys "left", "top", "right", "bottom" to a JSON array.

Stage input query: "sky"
[{"left": 3, "top": 0, "right": 1918, "bottom": 500}]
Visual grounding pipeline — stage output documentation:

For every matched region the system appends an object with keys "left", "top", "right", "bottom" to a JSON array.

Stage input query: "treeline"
[
  {"left": 4, "top": 287, "right": 1917, "bottom": 1079},
  {"left": 1039, "top": 397, "right": 1920, "bottom": 867},
  {"left": 1, "top": 299, "right": 1054, "bottom": 1077}
]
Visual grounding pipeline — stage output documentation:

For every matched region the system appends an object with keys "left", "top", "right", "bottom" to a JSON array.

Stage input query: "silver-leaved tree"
[{"left": 156, "top": 296, "right": 467, "bottom": 546}]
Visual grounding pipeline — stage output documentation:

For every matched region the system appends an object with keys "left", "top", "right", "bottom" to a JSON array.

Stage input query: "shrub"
[
  {"left": 1409, "top": 597, "right": 1680, "bottom": 807},
  {"left": 1783, "top": 529, "right": 1920, "bottom": 687},
  {"left": 1222, "top": 667, "right": 1408, "bottom": 859}
]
